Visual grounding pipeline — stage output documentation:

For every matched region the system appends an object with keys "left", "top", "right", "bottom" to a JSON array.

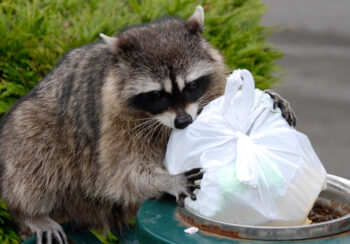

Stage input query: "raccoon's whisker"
[
  {"left": 133, "top": 123, "right": 153, "bottom": 141},
  {"left": 131, "top": 119, "right": 157, "bottom": 131},
  {"left": 132, "top": 117, "right": 154, "bottom": 122},
  {"left": 162, "top": 124, "right": 171, "bottom": 140},
  {"left": 129, "top": 117, "right": 158, "bottom": 136},
  {"left": 153, "top": 125, "right": 163, "bottom": 143},
  {"left": 133, "top": 120, "right": 158, "bottom": 143},
  {"left": 150, "top": 122, "right": 163, "bottom": 142},
  {"left": 154, "top": 123, "right": 167, "bottom": 144},
  {"left": 131, "top": 121, "right": 153, "bottom": 132},
  {"left": 145, "top": 121, "right": 161, "bottom": 141},
  {"left": 130, "top": 122, "right": 150, "bottom": 140},
  {"left": 138, "top": 124, "right": 156, "bottom": 139},
  {"left": 134, "top": 117, "right": 156, "bottom": 125},
  {"left": 143, "top": 121, "right": 161, "bottom": 140}
]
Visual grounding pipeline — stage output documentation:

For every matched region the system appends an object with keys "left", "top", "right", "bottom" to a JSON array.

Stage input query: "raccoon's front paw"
[
  {"left": 25, "top": 216, "right": 68, "bottom": 244},
  {"left": 36, "top": 228, "right": 67, "bottom": 244},
  {"left": 265, "top": 90, "right": 297, "bottom": 127},
  {"left": 172, "top": 168, "right": 203, "bottom": 207}
]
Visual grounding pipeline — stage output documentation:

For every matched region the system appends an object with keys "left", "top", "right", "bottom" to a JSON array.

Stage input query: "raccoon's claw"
[
  {"left": 265, "top": 90, "right": 297, "bottom": 127},
  {"left": 173, "top": 168, "right": 203, "bottom": 207},
  {"left": 25, "top": 216, "right": 68, "bottom": 244},
  {"left": 185, "top": 168, "right": 204, "bottom": 181},
  {"left": 36, "top": 229, "right": 67, "bottom": 244}
]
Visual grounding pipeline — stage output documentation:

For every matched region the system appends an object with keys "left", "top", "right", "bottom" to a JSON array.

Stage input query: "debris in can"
[{"left": 184, "top": 226, "right": 199, "bottom": 234}]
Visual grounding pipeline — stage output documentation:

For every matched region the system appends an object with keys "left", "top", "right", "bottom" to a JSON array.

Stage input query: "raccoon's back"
[
  {"left": 50, "top": 41, "right": 112, "bottom": 158},
  {"left": 0, "top": 41, "right": 113, "bottom": 196}
]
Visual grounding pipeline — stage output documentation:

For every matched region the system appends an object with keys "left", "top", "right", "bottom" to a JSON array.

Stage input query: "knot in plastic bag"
[
  {"left": 233, "top": 131, "right": 258, "bottom": 186},
  {"left": 233, "top": 131, "right": 248, "bottom": 139}
]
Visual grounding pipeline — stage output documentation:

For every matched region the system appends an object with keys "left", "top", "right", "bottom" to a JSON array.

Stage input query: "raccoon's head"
[{"left": 101, "top": 6, "right": 226, "bottom": 129}]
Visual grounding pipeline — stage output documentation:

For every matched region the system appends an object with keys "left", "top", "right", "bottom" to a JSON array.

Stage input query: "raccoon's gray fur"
[{"left": 0, "top": 6, "right": 295, "bottom": 243}]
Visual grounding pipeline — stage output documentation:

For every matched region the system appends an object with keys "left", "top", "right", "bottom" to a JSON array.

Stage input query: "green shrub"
[
  {"left": 0, "top": 0, "right": 283, "bottom": 242},
  {"left": 0, "top": 200, "right": 21, "bottom": 244},
  {"left": 0, "top": 0, "right": 282, "bottom": 116}
]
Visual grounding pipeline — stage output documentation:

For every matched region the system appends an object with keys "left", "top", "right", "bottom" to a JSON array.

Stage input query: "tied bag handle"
[
  {"left": 223, "top": 69, "right": 256, "bottom": 132},
  {"left": 223, "top": 69, "right": 258, "bottom": 185}
]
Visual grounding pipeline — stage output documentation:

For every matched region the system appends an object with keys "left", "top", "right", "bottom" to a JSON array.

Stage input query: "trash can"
[{"left": 136, "top": 174, "right": 350, "bottom": 244}]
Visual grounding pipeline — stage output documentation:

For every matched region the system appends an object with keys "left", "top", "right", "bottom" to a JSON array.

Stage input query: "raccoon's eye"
[
  {"left": 145, "top": 91, "right": 161, "bottom": 101},
  {"left": 185, "top": 74, "right": 212, "bottom": 102},
  {"left": 131, "top": 90, "right": 169, "bottom": 114},
  {"left": 187, "top": 81, "right": 198, "bottom": 92}
]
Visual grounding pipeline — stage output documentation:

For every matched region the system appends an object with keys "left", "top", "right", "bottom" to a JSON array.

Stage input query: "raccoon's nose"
[{"left": 174, "top": 114, "right": 193, "bottom": 129}]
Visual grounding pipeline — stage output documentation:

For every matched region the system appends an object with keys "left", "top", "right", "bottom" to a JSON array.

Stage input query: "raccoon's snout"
[{"left": 174, "top": 114, "right": 193, "bottom": 129}]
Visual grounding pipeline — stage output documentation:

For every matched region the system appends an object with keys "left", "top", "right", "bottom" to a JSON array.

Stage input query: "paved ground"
[{"left": 262, "top": 0, "right": 350, "bottom": 179}]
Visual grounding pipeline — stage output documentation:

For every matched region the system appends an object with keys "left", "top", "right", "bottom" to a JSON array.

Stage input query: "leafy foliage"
[
  {"left": 0, "top": 0, "right": 282, "bottom": 116},
  {"left": 0, "top": 201, "right": 20, "bottom": 243},
  {"left": 90, "top": 231, "right": 120, "bottom": 244},
  {"left": 0, "top": 0, "right": 283, "bottom": 242}
]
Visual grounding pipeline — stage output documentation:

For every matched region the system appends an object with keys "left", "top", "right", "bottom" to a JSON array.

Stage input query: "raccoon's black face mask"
[
  {"left": 101, "top": 6, "right": 225, "bottom": 129},
  {"left": 130, "top": 72, "right": 213, "bottom": 129}
]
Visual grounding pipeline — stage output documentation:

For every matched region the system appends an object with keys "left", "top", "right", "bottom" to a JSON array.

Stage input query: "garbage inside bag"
[{"left": 164, "top": 69, "right": 327, "bottom": 226}]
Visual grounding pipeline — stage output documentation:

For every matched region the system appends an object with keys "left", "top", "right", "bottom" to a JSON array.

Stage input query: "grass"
[{"left": 0, "top": 0, "right": 283, "bottom": 242}]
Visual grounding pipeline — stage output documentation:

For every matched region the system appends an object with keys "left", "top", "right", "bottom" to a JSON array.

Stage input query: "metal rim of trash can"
[{"left": 178, "top": 174, "right": 350, "bottom": 241}]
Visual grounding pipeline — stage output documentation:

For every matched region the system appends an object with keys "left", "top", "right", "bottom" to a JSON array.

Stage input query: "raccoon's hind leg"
[{"left": 24, "top": 216, "right": 68, "bottom": 244}]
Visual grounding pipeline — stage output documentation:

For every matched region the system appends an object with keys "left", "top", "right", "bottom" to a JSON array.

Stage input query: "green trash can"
[
  {"left": 136, "top": 175, "right": 350, "bottom": 244},
  {"left": 136, "top": 198, "right": 350, "bottom": 244}
]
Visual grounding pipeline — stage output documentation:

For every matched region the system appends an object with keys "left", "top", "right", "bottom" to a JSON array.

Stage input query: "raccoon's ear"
[
  {"left": 186, "top": 5, "right": 204, "bottom": 34},
  {"left": 100, "top": 33, "right": 119, "bottom": 52},
  {"left": 100, "top": 33, "right": 136, "bottom": 53}
]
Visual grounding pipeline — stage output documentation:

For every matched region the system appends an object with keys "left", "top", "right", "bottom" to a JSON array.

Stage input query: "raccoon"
[{"left": 0, "top": 6, "right": 296, "bottom": 243}]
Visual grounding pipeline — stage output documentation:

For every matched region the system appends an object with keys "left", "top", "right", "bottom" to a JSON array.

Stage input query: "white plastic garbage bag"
[{"left": 164, "top": 69, "right": 327, "bottom": 226}]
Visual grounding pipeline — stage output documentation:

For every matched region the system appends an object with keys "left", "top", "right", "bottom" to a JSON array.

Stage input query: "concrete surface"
[{"left": 262, "top": 0, "right": 350, "bottom": 179}]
